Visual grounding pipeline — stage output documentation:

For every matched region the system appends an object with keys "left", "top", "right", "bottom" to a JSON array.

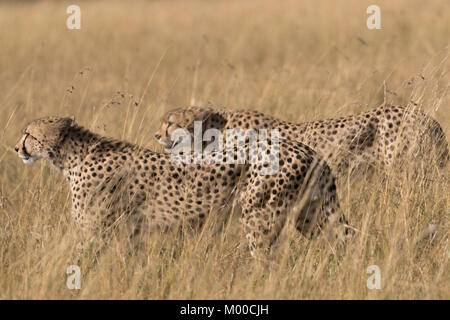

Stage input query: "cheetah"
[
  {"left": 155, "top": 105, "right": 449, "bottom": 173},
  {"left": 15, "top": 116, "right": 349, "bottom": 256}
]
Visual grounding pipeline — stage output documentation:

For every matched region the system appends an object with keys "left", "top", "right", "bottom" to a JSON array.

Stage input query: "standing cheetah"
[
  {"left": 156, "top": 105, "right": 449, "bottom": 173},
  {"left": 15, "top": 116, "right": 349, "bottom": 256}
]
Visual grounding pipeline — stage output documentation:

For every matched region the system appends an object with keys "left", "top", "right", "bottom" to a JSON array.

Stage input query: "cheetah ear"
[
  {"left": 60, "top": 116, "right": 76, "bottom": 129},
  {"left": 50, "top": 117, "right": 76, "bottom": 146},
  {"left": 69, "top": 116, "right": 77, "bottom": 127},
  {"left": 189, "top": 106, "right": 214, "bottom": 122}
]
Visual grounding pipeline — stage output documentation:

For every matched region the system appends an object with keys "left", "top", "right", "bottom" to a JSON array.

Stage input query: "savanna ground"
[{"left": 0, "top": 0, "right": 448, "bottom": 299}]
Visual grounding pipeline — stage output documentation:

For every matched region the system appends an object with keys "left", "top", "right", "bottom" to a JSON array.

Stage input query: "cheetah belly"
[{"left": 140, "top": 163, "right": 244, "bottom": 232}]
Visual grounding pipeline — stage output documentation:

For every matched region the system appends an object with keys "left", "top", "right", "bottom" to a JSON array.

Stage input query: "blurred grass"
[{"left": 0, "top": 0, "right": 448, "bottom": 299}]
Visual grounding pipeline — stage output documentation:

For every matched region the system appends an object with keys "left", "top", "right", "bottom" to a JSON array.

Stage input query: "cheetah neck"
[{"left": 51, "top": 126, "right": 104, "bottom": 173}]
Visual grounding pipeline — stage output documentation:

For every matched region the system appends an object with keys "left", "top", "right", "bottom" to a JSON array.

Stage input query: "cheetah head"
[
  {"left": 15, "top": 116, "right": 75, "bottom": 164},
  {"left": 155, "top": 106, "right": 213, "bottom": 150}
]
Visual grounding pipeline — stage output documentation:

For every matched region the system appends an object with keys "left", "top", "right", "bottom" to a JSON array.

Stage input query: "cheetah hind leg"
[
  {"left": 295, "top": 178, "right": 352, "bottom": 249},
  {"left": 322, "top": 200, "right": 353, "bottom": 250}
]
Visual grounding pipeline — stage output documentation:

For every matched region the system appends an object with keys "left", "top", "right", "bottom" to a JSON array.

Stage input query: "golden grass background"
[{"left": 0, "top": 0, "right": 449, "bottom": 299}]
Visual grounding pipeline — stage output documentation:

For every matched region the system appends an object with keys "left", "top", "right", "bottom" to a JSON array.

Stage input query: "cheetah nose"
[
  {"left": 14, "top": 146, "right": 19, "bottom": 152},
  {"left": 155, "top": 133, "right": 161, "bottom": 140}
]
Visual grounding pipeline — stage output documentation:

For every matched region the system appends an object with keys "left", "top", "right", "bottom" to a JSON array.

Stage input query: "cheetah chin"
[{"left": 19, "top": 154, "right": 37, "bottom": 164}]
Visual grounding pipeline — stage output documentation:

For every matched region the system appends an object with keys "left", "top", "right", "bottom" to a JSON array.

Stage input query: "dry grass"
[{"left": 0, "top": 0, "right": 449, "bottom": 299}]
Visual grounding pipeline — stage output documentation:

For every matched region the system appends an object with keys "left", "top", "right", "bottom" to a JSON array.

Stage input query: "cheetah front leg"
[
  {"left": 239, "top": 176, "right": 289, "bottom": 256},
  {"left": 240, "top": 205, "right": 287, "bottom": 257}
]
